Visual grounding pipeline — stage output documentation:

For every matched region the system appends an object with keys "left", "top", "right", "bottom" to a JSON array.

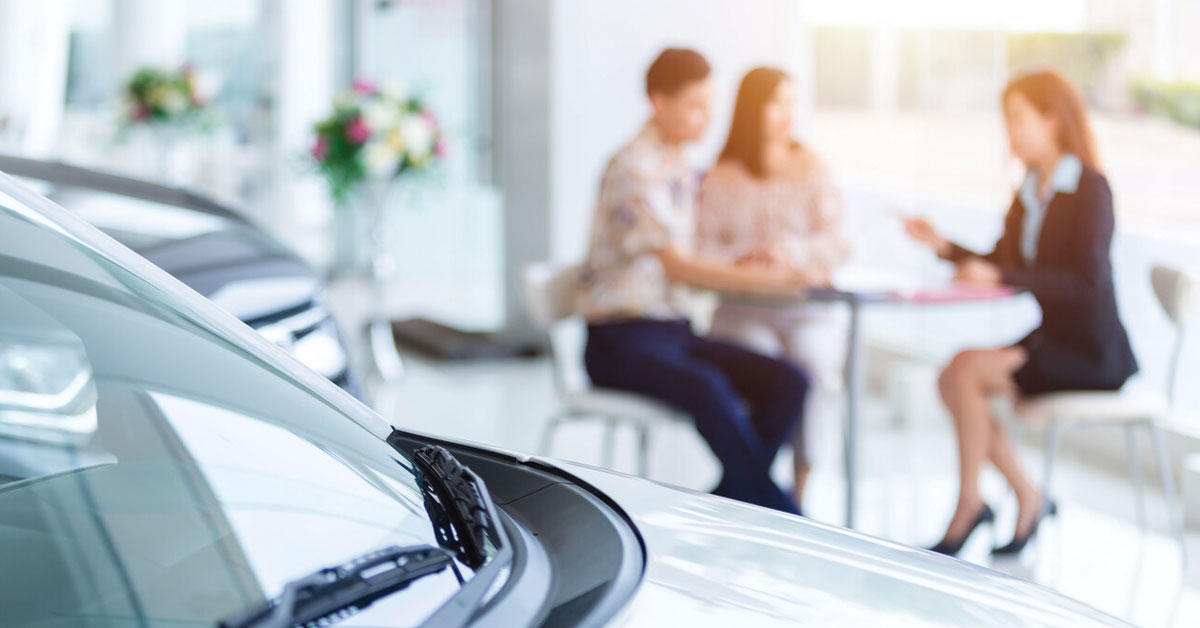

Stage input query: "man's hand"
[
  {"left": 734, "top": 248, "right": 785, "bottom": 267},
  {"left": 657, "top": 246, "right": 829, "bottom": 297},
  {"left": 734, "top": 242, "right": 797, "bottom": 269},
  {"left": 954, "top": 257, "right": 1003, "bottom": 287},
  {"left": 766, "top": 266, "right": 831, "bottom": 294}
]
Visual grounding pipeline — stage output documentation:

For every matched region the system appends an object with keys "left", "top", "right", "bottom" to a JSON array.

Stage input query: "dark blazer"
[{"left": 942, "top": 165, "right": 1138, "bottom": 395}]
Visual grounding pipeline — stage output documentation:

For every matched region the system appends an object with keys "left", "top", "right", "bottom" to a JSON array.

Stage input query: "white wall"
[
  {"left": 0, "top": 0, "right": 70, "bottom": 156},
  {"left": 547, "top": 0, "right": 813, "bottom": 262},
  {"left": 493, "top": 0, "right": 554, "bottom": 334},
  {"left": 257, "top": 0, "right": 336, "bottom": 261},
  {"left": 112, "top": 0, "right": 188, "bottom": 81}
]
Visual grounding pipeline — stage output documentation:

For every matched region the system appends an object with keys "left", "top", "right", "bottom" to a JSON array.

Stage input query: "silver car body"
[
  {"left": 556, "top": 461, "right": 1126, "bottom": 627},
  {"left": 0, "top": 170, "right": 1128, "bottom": 627}
]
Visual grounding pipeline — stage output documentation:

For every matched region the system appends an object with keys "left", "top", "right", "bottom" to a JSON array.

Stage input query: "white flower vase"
[
  {"left": 330, "top": 204, "right": 364, "bottom": 277},
  {"left": 362, "top": 178, "right": 397, "bottom": 283},
  {"left": 332, "top": 179, "right": 396, "bottom": 278},
  {"left": 351, "top": 178, "right": 405, "bottom": 381},
  {"left": 149, "top": 124, "right": 183, "bottom": 185}
]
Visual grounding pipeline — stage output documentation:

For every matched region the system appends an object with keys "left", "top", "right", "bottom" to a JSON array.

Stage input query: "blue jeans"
[{"left": 584, "top": 318, "right": 808, "bottom": 514}]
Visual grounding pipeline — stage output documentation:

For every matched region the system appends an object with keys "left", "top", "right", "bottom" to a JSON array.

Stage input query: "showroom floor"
[{"left": 361, "top": 350, "right": 1200, "bottom": 628}]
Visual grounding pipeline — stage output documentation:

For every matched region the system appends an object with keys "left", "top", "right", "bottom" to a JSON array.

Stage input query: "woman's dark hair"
[
  {"left": 646, "top": 48, "right": 711, "bottom": 97},
  {"left": 1003, "top": 69, "right": 1101, "bottom": 172},
  {"left": 718, "top": 66, "right": 790, "bottom": 178}
]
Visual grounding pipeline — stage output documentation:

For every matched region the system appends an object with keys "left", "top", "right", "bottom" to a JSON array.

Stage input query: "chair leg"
[
  {"left": 1043, "top": 420, "right": 1062, "bottom": 501},
  {"left": 1125, "top": 422, "right": 1147, "bottom": 531},
  {"left": 636, "top": 423, "right": 651, "bottom": 478},
  {"left": 602, "top": 417, "right": 617, "bottom": 469},
  {"left": 1148, "top": 422, "right": 1187, "bottom": 563},
  {"left": 539, "top": 413, "right": 564, "bottom": 456}
]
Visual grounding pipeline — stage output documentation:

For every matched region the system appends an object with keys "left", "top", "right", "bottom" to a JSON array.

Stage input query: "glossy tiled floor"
[{"left": 367, "top": 352, "right": 1200, "bottom": 627}]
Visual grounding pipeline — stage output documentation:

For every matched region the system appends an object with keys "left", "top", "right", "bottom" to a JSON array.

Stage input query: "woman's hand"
[
  {"left": 954, "top": 257, "right": 1003, "bottom": 287},
  {"left": 797, "top": 265, "right": 832, "bottom": 289},
  {"left": 902, "top": 215, "right": 950, "bottom": 256}
]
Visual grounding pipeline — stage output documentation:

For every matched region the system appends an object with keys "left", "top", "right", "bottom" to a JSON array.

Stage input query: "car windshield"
[{"left": 0, "top": 176, "right": 477, "bottom": 627}]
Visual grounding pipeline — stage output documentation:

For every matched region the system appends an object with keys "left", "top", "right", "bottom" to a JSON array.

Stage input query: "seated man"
[{"left": 578, "top": 48, "right": 820, "bottom": 514}]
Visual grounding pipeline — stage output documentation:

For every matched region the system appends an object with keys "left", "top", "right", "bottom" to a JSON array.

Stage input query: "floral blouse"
[
  {"left": 696, "top": 148, "right": 849, "bottom": 271},
  {"left": 577, "top": 121, "right": 699, "bottom": 322}
]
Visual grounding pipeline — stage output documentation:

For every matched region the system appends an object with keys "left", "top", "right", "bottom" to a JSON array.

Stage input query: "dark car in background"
[{"left": 0, "top": 154, "right": 360, "bottom": 398}]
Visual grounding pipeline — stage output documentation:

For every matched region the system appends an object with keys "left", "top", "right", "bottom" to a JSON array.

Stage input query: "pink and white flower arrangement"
[
  {"left": 310, "top": 78, "right": 444, "bottom": 203},
  {"left": 121, "top": 64, "right": 211, "bottom": 128}
]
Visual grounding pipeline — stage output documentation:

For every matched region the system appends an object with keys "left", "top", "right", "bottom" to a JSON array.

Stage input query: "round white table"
[{"left": 721, "top": 283, "right": 1019, "bottom": 529}]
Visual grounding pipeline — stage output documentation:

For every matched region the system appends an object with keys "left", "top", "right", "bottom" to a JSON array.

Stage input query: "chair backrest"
[
  {"left": 1152, "top": 265, "right": 1196, "bottom": 329},
  {"left": 522, "top": 262, "right": 581, "bottom": 332},
  {"left": 1150, "top": 265, "right": 1196, "bottom": 406},
  {"left": 522, "top": 262, "right": 587, "bottom": 394}
]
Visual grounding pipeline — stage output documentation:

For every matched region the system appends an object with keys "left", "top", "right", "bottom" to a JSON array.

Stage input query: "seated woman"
[
  {"left": 696, "top": 67, "right": 848, "bottom": 509},
  {"left": 904, "top": 70, "right": 1138, "bottom": 556}
]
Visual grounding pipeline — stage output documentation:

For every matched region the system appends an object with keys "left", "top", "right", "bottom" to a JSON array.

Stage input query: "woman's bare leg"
[
  {"left": 782, "top": 307, "right": 845, "bottom": 509},
  {"left": 936, "top": 347, "right": 1029, "bottom": 543},
  {"left": 987, "top": 420, "right": 1043, "bottom": 538}
]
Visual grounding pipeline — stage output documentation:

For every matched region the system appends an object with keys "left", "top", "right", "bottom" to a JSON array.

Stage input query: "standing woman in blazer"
[{"left": 904, "top": 70, "right": 1138, "bottom": 556}]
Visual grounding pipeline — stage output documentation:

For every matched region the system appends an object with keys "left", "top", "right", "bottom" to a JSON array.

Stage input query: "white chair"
[
  {"left": 1013, "top": 265, "right": 1193, "bottom": 554},
  {"left": 521, "top": 262, "right": 688, "bottom": 477}
]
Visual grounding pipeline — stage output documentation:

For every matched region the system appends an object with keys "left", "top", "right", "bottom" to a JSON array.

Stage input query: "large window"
[
  {"left": 348, "top": 0, "right": 502, "bottom": 329},
  {"left": 803, "top": 3, "right": 1200, "bottom": 228},
  {"left": 64, "top": 1, "right": 114, "bottom": 109}
]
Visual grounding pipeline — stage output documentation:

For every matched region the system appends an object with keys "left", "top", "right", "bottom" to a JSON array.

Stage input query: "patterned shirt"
[
  {"left": 696, "top": 148, "right": 849, "bottom": 270},
  {"left": 578, "top": 121, "right": 699, "bottom": 322}
]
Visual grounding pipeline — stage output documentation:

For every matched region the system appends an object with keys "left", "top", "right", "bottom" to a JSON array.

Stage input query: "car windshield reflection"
[{"left": 0, "top": 192, "right": 467, "bottom": 627}]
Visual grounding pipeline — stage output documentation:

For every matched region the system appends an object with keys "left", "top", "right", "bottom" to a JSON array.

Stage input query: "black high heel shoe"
[
  {"left": 928, "top": 504, "right": 995, "bottom": 556},
  {"left": 991, "top": 500, "right": 1058, "bottom": 556}
]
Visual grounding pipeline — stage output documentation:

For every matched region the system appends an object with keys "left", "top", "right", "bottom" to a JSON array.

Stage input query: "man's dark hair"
[{"left": 645, "top": 48, "right": 711, "bottom": 97}]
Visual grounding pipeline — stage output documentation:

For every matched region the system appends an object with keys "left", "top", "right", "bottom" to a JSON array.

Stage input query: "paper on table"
[
  {"left": 831, "top": 266, "right": 928, "bottom": 296},
  {"left": 907, "top": 284, "right": 1017, "bottom": 302}
]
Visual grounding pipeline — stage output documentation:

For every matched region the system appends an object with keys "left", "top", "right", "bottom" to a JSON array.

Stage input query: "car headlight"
[
  {"left": 0, "top": 341, "right": 98, "bottom": 444},
  {"left": 0, "top": 342, "right": 94, "bottom": 411},
  {"left": 292, "top": 322, "right": 349, "bottom": 380}
]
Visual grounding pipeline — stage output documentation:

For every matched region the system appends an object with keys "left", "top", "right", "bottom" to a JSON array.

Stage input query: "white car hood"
[{"left": 550, "top": 460, "right": 1128, "bottom": 627}]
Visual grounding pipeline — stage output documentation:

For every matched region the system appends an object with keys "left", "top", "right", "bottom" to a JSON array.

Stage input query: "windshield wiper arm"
[{"left": 217, "top": 544, "right": 462, "bottom": 628}]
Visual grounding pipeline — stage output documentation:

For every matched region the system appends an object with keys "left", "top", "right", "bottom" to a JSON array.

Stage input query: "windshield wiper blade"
[
  {"left": 412, "top": 445, "right": 499, "bottom": 568},
  {"left": 383, "top": 439, "right": 515, "bottom": 627},
  {"left": 217, "top": 544, "right": 462, "bottom": 628}
]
